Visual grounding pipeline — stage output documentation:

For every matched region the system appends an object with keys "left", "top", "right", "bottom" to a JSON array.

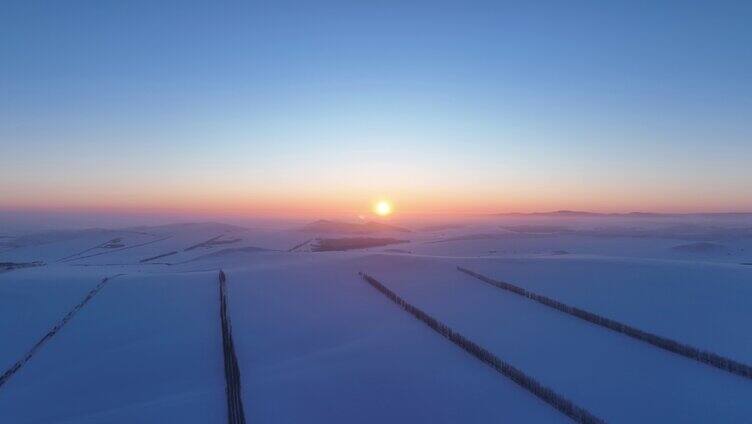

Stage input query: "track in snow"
[
  {"left": 0, "top": 274, "right": 121, "bottom": 389},
  {"left": 457, "top": 266, "right": 752, "bottom": 380},
  {"left": 360, "top": 271, "right": 604, "bottom": 424},
  {"left": 218, "top": 270, "right": 247, "bottom": 424}
]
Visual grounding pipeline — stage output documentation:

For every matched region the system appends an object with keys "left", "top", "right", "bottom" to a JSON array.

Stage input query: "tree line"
[
  {"left": 218, "top": 270, "right": 247, "bottom": 424},
  {"left": 457, "top": 266, "right": 752, "bottom": 380},
  {"left": 359, "top": 271, "right": 605, "bottom": 424},
  {"left": 0, "top": 275, "right": 120, "bottom": 389}
]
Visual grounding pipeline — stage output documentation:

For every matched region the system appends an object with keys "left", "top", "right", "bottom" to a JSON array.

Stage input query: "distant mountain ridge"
[{"left": 494, "top": 210, "right": 752, "bottom": 218}]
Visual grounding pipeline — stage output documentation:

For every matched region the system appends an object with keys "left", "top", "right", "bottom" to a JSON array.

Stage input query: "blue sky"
[{"left": 2, "top": 1, "right": 751, "bottom": 215}]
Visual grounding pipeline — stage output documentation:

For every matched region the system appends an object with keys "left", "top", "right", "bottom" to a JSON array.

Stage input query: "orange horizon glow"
[
  {"left": 3, "top": 192, "right": 752, "bottom": 219},
  {"left": 3, "top": 167, "right": 752, "bottom": 218}
]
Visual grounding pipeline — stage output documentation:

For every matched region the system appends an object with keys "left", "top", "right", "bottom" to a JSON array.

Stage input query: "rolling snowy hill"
[{"left": 2, "top": 217, "right": 752, "bottom": 423}]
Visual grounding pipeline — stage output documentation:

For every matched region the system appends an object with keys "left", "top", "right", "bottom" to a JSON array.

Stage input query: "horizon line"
[{"left": 3, "top": 206, "right": 752, "bottom": 218}]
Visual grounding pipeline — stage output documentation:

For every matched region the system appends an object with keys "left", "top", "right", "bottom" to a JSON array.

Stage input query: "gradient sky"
[{"left": 2, "top": 0, "right": 751, "bottom": 217}]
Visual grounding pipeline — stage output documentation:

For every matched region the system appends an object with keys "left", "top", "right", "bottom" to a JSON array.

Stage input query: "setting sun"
[{"left": 374, "top": 200, "right": 393, "bottom": 216}]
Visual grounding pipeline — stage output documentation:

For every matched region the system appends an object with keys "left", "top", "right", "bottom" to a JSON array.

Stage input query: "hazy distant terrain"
[{"left": 2, "top": 215, "right": 752, "bottom": 423}]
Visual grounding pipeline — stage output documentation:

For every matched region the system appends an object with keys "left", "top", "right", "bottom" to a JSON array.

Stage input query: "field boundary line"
[
  {"left": 457, "top": 266, "right": 752, "bottom": 380},
  {"left": 0, "top": 274, "right": 124, "bottom": 389},
  {"left": 360, "top": 271, "right": 605, "bottom": 424},
  {"left": 218, "top": 270, "right": 246, "bottom": 424}
]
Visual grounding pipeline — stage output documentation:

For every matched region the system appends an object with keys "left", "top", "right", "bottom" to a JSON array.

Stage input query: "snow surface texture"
[{"left": 1, "top": 216, "right": 752, "bottom": 423}]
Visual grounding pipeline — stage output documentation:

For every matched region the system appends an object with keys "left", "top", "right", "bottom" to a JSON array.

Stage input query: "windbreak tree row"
[
  {"left": 457, "top": 266, "right": 752, "bottom": 380},
  {"left": 218, "top": 270, "right": 247, "bottom": 424},
  {"left": 0, "top": 275, "right": 120, "bottom": 389},
  {"left": 359, "top": 271, "right": 605, "bottom": 424}
]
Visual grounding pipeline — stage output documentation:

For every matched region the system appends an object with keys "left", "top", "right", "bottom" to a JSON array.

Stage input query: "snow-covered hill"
[{"left": 2, "top": 218, "right": 752, "bottom": 423}]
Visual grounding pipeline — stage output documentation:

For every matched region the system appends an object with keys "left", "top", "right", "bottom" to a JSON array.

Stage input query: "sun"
[{"left": 374, "top": 200, "right": 393, "bottom": 216}]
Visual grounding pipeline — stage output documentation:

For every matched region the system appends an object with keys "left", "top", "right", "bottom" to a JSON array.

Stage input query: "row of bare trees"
[
  {"left": 139, "top": 251, "right": 177, "bottom": 263},
  {"left": 0, "top": 275, "right": 117, "bottom": 389},
  {"left": 218, "top": 270, "right": 247, "bottom": 424},
  {"left": 360, "top": 272, "right": 604, "bottom": 424},
  {"left": 457, "top": 266, "right": 752, "bottom": 380}
]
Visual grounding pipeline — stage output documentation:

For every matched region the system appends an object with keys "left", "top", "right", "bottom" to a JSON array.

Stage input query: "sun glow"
[{"left": 374, "top": 200, "right": 393, "bottom": 216}]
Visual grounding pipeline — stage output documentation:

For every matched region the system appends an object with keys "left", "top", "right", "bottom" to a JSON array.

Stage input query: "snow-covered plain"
[{"left": 1, "top": 216, "right": 752, "bottom": 423}]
